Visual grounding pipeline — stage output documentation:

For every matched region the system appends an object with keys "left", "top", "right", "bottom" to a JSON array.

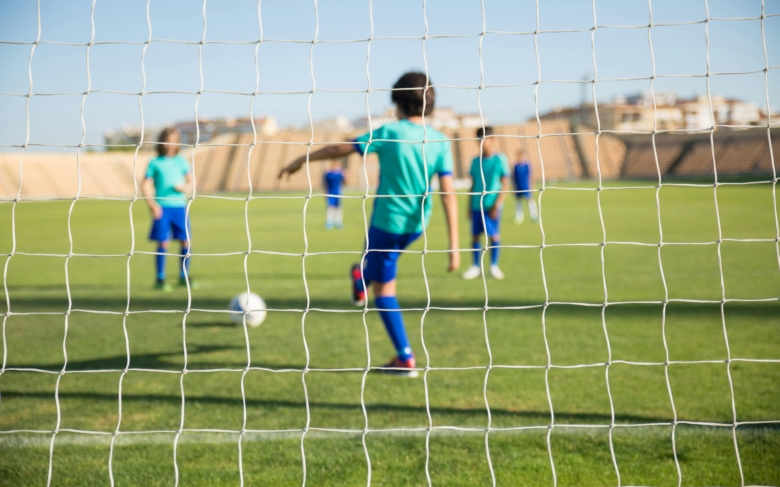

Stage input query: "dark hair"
[
  {"left": 476, "top": 126, "right": 494, "bottom": 139},
  {"left": 157, "top": 127, "right": 180, "bottom": 157},
  {"left": 391, "top": 71, "right": 435, "bottom": 117}
]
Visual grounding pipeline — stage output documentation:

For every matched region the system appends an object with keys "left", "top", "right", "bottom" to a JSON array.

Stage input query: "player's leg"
[
  {"left": 149, "top": 208, "right": 172, "bottom": 291},
  {"left": 515, "top": 195, "right": 525, "bottom": 224},
  {"left": 334, "top": 199, "right": 344, "bottom": 229},
  {"left": 527, "top": 195, "right": 539, "bottom": 222},
  {"left": 155, "top": 241, "right": 172, "bottom": 291},
  {"left": 171, "top": 207, "right": 199, "bottom": 289},
  {"left": 488, "top": 213, "right": 504, "bottom": 280},
  {"left": 463, "top": 211, "right": 483, "bottom": 279},
  {"left": 350, "top": 260, "right": 366, "bottom": 306},
  {"left": 363, "top": 228, "right": 419, "bottom": 377},
  {"left": 373, "top": 279, "right": 416, "bottom": 375},
  {"left": 325, "top": 199, "right": 336, "bottom": 230}
]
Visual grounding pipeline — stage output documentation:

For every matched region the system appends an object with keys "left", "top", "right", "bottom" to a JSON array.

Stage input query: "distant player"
[
  {"left": 142, "top": 127, "right": 198, "bottom": 292},
  {"left": 513, "top": 148, "right": 538, "bottom": 224},
  {"left": 323, "top": 160, "right": 347, "bottom": 230},
  {"left": 279, "top": 71, "right": 460, "bottom": 377},
  {"left": 462, "top": 126, "right": 510, "bottom": 281}
]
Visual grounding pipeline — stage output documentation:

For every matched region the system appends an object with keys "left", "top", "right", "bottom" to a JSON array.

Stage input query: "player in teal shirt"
[
  {"left": 279, "top": 72, "right": 460, "bottom": 377},
  {"left": 463, "top": 126, "right": 510, "bottom": 281},
  {"left": 142, "top": 127, "right": 198, "bottom": 292}
]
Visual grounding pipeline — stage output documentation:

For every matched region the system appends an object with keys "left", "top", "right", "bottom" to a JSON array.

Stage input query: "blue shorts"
[
  {"left": 326, "top": 196, "right": 341, "bottom": 207},
  {"left": 471, "top": 209, "right": 501, "bottom": 238},
  {"left": 363, "top": 225, "right": 421, "bottom": 284},
  {"left": 149, "top": 207, "right": 190, "bottom": 242}
]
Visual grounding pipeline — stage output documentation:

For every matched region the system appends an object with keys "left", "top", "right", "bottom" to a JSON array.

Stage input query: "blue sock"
[
  {"left": 156, "top": 245, "right": 166, "bottom": 281},
  {"left": 375, "top": 296, "right": 412, "bottom": 360},
  {"left": 472, "top": 241, "right": 481, "bottom": 266},
  {"left": 491, "top": 240, "right": 500, "bottom": 266},
  {"left": 180, "top": 247, "right": 189, "bottom": 279}
]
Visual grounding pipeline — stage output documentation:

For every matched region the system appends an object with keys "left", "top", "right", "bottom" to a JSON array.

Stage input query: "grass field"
[{"left": 1, "top": 180, "right": 779, "bottom": 486}]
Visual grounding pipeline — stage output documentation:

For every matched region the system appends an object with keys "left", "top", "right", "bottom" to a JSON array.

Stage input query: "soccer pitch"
[{"left": 1, "top": 181, "right": 779, "bottom": 486}]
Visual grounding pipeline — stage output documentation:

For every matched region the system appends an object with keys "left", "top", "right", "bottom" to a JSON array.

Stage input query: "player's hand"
[
  {"left": 488, "top": 204, "right": 500, "bottom": 220},
  {"left": 278, "top": 157, "right": 304, "bottom": 179},
  {"left": 174, "top": 184, "right": 185, "bottom": 192},
  {"left": 150, "top": 204, "right": 163, "bottom": 221},
  {"left": 447, "top": 250, "right": 460, "bottom": 272}
]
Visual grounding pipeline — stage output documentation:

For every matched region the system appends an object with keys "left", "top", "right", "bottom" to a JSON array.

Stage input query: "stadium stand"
[{"left": 1, "top": 124, "right": 776, "bottom": 200}]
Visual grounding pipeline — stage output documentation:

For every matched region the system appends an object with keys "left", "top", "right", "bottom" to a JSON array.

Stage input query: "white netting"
[{"left": 1, "top": 0, "right": 779, "bottom": 486}]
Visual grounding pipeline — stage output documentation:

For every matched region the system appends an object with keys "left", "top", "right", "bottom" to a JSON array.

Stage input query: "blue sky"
[{"left": 1, "top": 0, "right": 778, "bottom": 149}]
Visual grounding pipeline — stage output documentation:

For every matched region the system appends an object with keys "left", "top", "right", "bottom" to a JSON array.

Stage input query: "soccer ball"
[{"left": 228, "top": 292, "right": 267, "bottom": 328}]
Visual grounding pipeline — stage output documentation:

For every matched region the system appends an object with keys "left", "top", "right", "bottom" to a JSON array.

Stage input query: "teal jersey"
[
  {"left": 469, "top": 153, "right": 510, "bottom": 211},
  {"left": 145, "top": 155, "right": 190, "bottom": 208},
  {"left": 354, "top": 120, "right": 454, "bottom": 234}
]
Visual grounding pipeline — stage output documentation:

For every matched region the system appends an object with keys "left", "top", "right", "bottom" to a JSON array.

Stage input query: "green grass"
[{"left": 1, "top": 181, "right": 779, "bottom": 486}]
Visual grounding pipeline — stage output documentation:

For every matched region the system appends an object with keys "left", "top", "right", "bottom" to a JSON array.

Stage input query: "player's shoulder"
[
  {"left": 146, "top": 155, "right": 164, "bottom": 170},
  {"left": 175, "top": 154, "right": 191, "bottom": 169},
  {"left": 424, "top": 125, "right": 448, "bottom": 142}
]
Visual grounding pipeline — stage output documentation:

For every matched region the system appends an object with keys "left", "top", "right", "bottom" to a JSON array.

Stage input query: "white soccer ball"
[{"left": 228, "top": 292, "right": 267, "bottom": 328}]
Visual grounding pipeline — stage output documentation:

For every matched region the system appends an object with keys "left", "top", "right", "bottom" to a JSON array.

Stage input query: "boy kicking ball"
[
  {"left": 279, "top": 71, "right": 460, "bottom": 377},
  {"left": 513, "top": 148, "right": 538, "bottom": 224},
  {"left": 323, "top": 160, "right": 347, "bottom": 230},
  {"left": 462, "top": 126, "right": 510, "bottom": 281},
  {"left": 142, "top": 127, "right": 198, "bottom": 292}
]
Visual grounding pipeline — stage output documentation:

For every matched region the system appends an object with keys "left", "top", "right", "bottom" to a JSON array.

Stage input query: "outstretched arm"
[
  {"left": 278, "top": 143, "right": 356, "bottom": 179},
  {"left": 439, "top": 174, "right": 460, "bottom": 272}
]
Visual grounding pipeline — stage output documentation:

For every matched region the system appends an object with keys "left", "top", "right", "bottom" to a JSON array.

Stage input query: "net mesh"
[{"left": 1, "top": 0, "right": 779, "bottom": 486}]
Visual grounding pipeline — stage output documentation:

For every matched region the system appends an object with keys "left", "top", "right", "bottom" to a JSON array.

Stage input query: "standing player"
[
  {"left": 323, "top": 160, "right": 347, "bottom": 230},
  {"left": 142, "top": 127, "right": 198, "bottom": 292},
  {"left": 279, "top": 71, "right": 460, "bottom": 377},
  {"left": 462, "top": 126, "right": 510, "bottom": 281},
  {"left": 513, "top": 148, "right": 538, "bottom": 224}
]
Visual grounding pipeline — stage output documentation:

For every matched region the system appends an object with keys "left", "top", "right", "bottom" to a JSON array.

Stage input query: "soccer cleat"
[
  {"left": 325, "top": 223, "right": 334, "bottom": 230},
  {"left": 489, "top": 265, "right": 505, "bottom": 280},
  {"left": 179, "top": 277, "right": 200, "bottom": 290},
  {"left": 155, "top": 280, "right": 172, "bottom": 292},
  {"left": 462, "top": 265, "right": 481, "bottom": 280},
  {"left": 350, "top": 263, "right": 366, "bottom": 306},
  {"left": 379, "top": 356, "right": 419, "bottom": 378},
  {"left": 514, "top": 218, "right": 524, "bottom": 225}
]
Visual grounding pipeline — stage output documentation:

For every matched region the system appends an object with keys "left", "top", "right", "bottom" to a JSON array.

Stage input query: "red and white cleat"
[
  {"left": 350, "top": 263, "right": 366, "bottom": 307},
  {"left": 379, "top": 356, "right": 419, "bottom": 378}
]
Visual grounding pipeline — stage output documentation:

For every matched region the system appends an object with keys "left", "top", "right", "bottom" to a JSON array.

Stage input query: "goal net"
[{"left": 1, "top": 0, "right": 778, "bottom": 486}]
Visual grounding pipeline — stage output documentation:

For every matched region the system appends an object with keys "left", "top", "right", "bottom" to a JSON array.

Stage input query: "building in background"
[
  {"left": 104, "top": 116, "right": 278, "bottom": 151},
  {"left": 540, "top": 92, "right": 768, "bottom": 132},
  {"left": 310, "top": 116, "right": 355, "bottom": 133}
]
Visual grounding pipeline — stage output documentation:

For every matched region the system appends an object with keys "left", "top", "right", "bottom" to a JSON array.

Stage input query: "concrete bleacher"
[{"left": 1, "top": 123, "right": 776, "bottom": 200}]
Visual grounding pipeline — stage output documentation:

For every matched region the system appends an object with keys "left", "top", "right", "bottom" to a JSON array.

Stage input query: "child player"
[
  {"left": 279, "top": 71, "right": 460, "bottom": 377},
  {"left": 513, "top": 148, "right": 538, "bottom": 224},
  {"left": 142, "top": 127, "right": 198, "bottom": 292},
  {"left": 462, "top": 127, "right": 510, "bottom": 281},
  {"left": 323, "top": 160, "right": 347, "bottom": 230}
]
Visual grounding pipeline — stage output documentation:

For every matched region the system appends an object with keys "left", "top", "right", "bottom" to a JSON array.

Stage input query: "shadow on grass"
[
  {"left": 8, "top": 345, "right": 302, "bottom": 372},
  {"left": 4, "top": 294, "right": 780, "bottom": 317},
  {"left": 0, "top": 389, "right": 675, "bottom": 426}
]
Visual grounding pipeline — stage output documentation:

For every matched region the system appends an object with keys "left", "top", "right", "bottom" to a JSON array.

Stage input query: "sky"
[{"left": 0, "top": 0, "right": 778, "bottom": 150}]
